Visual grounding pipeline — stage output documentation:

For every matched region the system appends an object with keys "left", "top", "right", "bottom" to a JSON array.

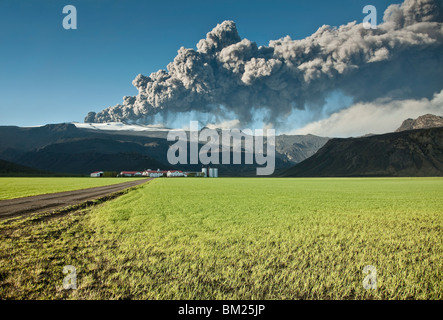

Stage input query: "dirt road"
[{"left": 0, "top": 178, "right": 152, "bottom": 220}]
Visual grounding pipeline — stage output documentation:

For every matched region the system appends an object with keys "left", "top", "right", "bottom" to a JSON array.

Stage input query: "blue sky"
[{"left": 0, "top": 0, "right": 395, "bottom": 126}]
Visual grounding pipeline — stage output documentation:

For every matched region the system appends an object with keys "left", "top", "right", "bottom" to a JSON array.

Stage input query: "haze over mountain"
[{"left": 293, "top": 90, "right": 443, "bottom": 137}]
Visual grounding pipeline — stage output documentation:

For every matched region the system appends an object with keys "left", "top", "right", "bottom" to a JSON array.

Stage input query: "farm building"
[
  {"left": 202, "top": 167, "right": 218, "bottom": 178},
  {"left": 167, "top": 170, "right": 187, "bottom": 177},
  {"left": 119, "top": 171, "right": 143, "bottom": 177},
  {"left": 90, "top": 171, "right": 104, "bottom": 177},
  {"left": 142, "top": 169, "right": 167, "bottom": 178},
  {"left": 141, "top": 169, "right": 189, "bottom": 178}
]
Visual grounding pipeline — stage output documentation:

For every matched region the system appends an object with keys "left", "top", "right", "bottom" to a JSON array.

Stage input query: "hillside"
[
  {"left": 275, "top": 134, "right": 329, "bottom": 163},
  {"left": 283, "top": 127, "right": 443, "bottom": 177},
  {"left": 0, "top": 159, "right": 50, "bottom": 176}
]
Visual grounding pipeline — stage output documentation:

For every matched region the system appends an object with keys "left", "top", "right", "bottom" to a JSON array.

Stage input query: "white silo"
[
  {"left": 209, "top": 168, "right": 214, "bottom": 178},
  {"left": 214, "top": 168, "right": 218, "bottom": 178},
  {"left": 202, "top": 167, "right": 207, "bottom": 177}
]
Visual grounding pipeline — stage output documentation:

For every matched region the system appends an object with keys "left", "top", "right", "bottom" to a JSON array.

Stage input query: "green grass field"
[
  {"left": 0, "top": 178, "right": 442, "bottom": 299},
  {"left": 0, "top": 177, "right": 141, "bottom": 200}
]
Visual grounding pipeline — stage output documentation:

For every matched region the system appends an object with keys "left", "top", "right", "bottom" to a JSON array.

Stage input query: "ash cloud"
[{"left": 85, "top": 0, "right": 443, "bottom": 128}]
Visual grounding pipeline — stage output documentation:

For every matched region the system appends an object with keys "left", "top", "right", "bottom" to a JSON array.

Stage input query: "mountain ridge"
[
  {"left": 282, "top": 127, "right": 443, "bottom": 177},
  {"left": 0, "top": 123, "right": 328, "bottom": 175}
]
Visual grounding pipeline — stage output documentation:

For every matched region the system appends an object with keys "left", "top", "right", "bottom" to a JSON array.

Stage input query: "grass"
[
  {"left": 0, "top": 177, "right": 141, "bottom": 200},
  {"left": 0, "top": 178, "right": 442, "bottom": 299}
]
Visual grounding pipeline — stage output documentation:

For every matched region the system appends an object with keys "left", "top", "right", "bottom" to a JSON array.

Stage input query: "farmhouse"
[
  {"left": 167, "top": 170, "right": 187, "bottom": 177},
  {"left": 141, "top": 169, "right": 190, "bottom": 178},
  {"left": 142, "top": 169, "right": 167, "bottom": 178},
  {"left": 119, "top": 171, "right": 143, "bottom": 177},
  {"left": 90, "top": 171, "right": 104, "bottom": 177}
]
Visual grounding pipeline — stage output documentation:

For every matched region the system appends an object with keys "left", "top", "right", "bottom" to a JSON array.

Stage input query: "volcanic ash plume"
[{"left": 85, "top": 0, "right": 443, "bottom": 128}]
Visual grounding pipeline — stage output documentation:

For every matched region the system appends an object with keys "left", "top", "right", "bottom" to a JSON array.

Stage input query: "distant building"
[
  {"left": 139, "top": 168, "right": 216, "bottom": 178},
  {"left": 119, "top": 171, "right": 142, "bottom": 177},
  {"left": 90, "top": 171, "right": 104, "bottom": 177},
  {"left": 167, "top": 170, "right": 187, "bottom": 177},
  {"left": 142, "top": 170, "right": 167, "bottom": 178},
  {"left": 141, "top": 169, "right": 190, "bottom": 178},
  {"left": 202, "top": 167, "right": 218, "bottom": 178}
]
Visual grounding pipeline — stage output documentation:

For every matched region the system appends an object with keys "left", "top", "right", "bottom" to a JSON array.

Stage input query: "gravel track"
[{"left": 0, "top": 178, "right": 152, "bottom": 220}]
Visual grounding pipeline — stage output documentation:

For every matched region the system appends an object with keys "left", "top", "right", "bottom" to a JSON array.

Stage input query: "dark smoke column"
[{"left": 84, "top": 112, "right": 96, "bottom": 123}]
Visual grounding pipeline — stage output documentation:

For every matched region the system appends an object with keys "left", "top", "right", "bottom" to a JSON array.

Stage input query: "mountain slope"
[
  {"left": 275, "top": 134, "right": 329, "bottom": 163},
  {"left": 10, "top": 139, "right": 168, "bottom": 174},
  {"left": 0, "top": 159, "right": 50, "bottom": 176},
  {"left": 0, "top": 123, "right": 87, "bottom": 153},
  {"left": 283, "top": 127, "right": 443, "bottom": 177}
]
